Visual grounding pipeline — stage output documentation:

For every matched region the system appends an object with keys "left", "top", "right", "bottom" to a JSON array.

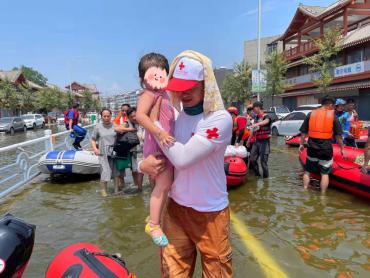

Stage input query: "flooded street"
[{"left": 1, "top": 137, "right": 369, "bottom": 277}]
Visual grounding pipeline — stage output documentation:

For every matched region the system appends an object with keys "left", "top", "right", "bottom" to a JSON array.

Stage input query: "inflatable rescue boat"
[
  {"left": 224, "top": 145, "right": 248, "bottom": 187},
  {"left": 299, "top": 145, "right": 370, "bottom": 199},
  {"left": 38, "top": 150, "right": 100, "bottom": 175},
  {"left": 285, "top": 135, "right": 307, "bottom": 147},
  {"left": 46, "top": 242, "right": 135, "bottom": 278},
  {"left": 0, "top": 214, "right": 35, "bottom": 277}
]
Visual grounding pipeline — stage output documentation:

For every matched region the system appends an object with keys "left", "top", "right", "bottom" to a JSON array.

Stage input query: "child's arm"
[{"left": 136, "top": 91, "right": 174, "bottom": 146}]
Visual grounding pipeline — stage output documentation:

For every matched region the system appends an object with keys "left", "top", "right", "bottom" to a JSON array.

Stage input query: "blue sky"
[{"left": 0, "top": 0, "right": 334, "bottom": 95}]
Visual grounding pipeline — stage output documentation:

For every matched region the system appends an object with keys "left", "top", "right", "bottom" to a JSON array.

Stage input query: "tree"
[
  {"left": 18, "top": 85, "right": 37, "bottom": 112},
  {"left": 81, "top": 90, "right": 94, "bottom": 110},
  {"left": 35, "top": 87, "right": 64, "bottom": 112},
  {"left": 221, "top": 61, "right": 251, "bottom": 104},
  {"left": 265, "top": 50, "right": 289, "bottom": 107},
  {"left": 303, "top": 28, "right": 342, "bottom": 94},
  {"left": 13, "top": 65, "right": 48, "bottom": 87},
  {"left": 0, "top": 79, "right": 20, "bottom": 113}
]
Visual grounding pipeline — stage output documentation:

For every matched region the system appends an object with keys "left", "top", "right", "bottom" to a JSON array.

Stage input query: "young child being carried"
[{"left": 136, "top": 53, "right": 175, "bottom": 247}]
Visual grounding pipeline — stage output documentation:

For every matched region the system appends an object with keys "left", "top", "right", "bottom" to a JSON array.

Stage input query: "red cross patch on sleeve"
[{"left": 206, "top": 128, "right": 219, "bottom": 139}]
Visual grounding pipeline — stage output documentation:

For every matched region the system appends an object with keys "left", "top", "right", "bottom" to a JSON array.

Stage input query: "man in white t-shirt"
[{"left": 140, "top": 51, "right": 232, "bottom": 277}]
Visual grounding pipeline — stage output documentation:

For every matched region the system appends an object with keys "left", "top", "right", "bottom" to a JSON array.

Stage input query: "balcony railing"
[{"left": 284, "top": 40, "right": 319, "bottom": 61}]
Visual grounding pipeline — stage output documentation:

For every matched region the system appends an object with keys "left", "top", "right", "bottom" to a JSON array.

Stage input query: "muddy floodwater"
[{"left": 1, "top": 137, "right": 369, "bottom": 277}]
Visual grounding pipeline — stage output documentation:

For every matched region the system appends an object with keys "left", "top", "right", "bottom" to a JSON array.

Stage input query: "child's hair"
[{"left": 138, "top": 53, "right": 169, "bottom": 88}]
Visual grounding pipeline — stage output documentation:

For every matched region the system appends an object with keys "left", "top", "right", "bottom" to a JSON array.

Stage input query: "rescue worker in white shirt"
[
  {"left": 249, "top": 101, "right": 272, "bottom": 178},
  {"left": 139, "top": 50, "right": 233, "bottom": 278}
]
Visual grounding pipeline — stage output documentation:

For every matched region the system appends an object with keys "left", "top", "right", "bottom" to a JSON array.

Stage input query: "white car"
[
  {"left": 21, "top": 114, "right": 45, "bottom": 129},
  {"left": 269, "top": 106, "right": 290, "bottom": 119},
  {"left": 271, "top": 110, "right": 310, "bottom": 136},
  {"left": 293, "top": 104, "right": 321, "bottom": 112},
  {"left": 57, "top": 115, "right": 65, "bottom": 125}
]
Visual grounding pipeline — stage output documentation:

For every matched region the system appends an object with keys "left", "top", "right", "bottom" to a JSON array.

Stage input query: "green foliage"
[
  {"left": 81, "top": 90, "right": 94, "bottom": 110},
  {"left": 18, "top": 85, "right": 37, "bottom": 111},
  {"left": 36, "top": 87, "right": 65, "bottom": 112},
  {"left": 266, "top": 51, "right": 288, "bottom": 97},
  {"left": 303, "top": 28, "right": 342, "bottom": 93},
  {"left": 0, "top": 79, "right": 20, "bottom": 111},
  {"left": 221, "top": 61, "right": 251, "bottom": 104},
  {"left": 13, "top": 65, "right": 48, "bottom": 87}
]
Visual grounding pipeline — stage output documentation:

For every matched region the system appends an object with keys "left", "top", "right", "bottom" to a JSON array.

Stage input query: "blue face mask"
[{"left": 184, "top": 101, "right": 204, "bottom": 115}]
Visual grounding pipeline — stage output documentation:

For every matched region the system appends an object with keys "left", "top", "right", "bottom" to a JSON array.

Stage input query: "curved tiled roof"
[{"left": 280, "top": 0, "right": 352, "bottom": 40}]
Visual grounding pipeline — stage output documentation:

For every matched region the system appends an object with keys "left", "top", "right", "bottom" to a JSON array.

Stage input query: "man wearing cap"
[
  {"left": 299, "top": 97, "right": 345, "bottom": 193},
  {"left": 334, "top": 98, "right": 354, "bottom": 147},
  {"left": 139, "top": 50, "right": 233, "bottom": 277}
]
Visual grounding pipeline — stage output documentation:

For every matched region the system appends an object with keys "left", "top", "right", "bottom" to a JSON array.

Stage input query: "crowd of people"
[
  {"left": 58, "top": 49, "right": 370, "bottom": 278},
  {"left": 226, "top": 96, "right": 370, "bottom": 196}
]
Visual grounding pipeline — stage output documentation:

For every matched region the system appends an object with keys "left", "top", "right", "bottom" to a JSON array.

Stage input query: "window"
[
  {"left": 347, "top": 48, "right": 363, "bottom": 63},
  {"left": 283, "top": 114, "right": 295, "bottom": 121},
  {"left": 364, "top": 44, "right": 370, "bottom": 61},
  {"left": 291, "top": 112, "right": 306, "bottom": 121}
]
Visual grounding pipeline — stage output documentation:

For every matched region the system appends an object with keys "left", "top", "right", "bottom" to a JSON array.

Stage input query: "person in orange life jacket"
[
  {"left": 64, "top": 103, "right": 86, "bottom": 150},
  {"left": 236, "top": 106, "right": 254, "bottom": 148},
  {"left": 361, "top": 127, "right": 370, "bottom": 174},
  {"left": 227, "top": 107, "right": 244, "bottom": 145},
  {"left": 113, "top": 103, "right": 130, "bottom": 126},
  {"left": 299, "top": 96, "right": 345, "bottom": 193},
  {"left": 249, "top": 101, "right": 271, "bottom": 178}
]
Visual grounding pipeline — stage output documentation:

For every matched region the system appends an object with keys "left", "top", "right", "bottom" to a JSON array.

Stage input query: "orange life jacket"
[
  {"left": 308, "top": 109, "right": 334, "bottom": 139},
  {"left": 113, "top": 112, "right": 128, "bottom": 125}
]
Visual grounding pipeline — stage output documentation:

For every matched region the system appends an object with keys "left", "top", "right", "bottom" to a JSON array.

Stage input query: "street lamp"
[{"left": 257, "top": 0, "right": 262, "bottom": 101}]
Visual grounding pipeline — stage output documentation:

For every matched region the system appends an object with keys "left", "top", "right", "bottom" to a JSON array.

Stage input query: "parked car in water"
[
  {"left": 0, "top": 117, "right": 27, "bottom": 135},
  {"left": 21, "top": 114, "right": 45, "bottom": 129},
  {"left": 57, "top": 114, "right": 65, "bottom": 125},
  {"left": 271, "top": 110, "right": 310, "bottom": 136},
  {"left": 293, "top": 104, "right": 321, "bottom": 112},
  {"left": 269, "top": 106, "right": 290, "bottom": 119},
  {"left": 43, "top": 112, "right": 58, "bottom": 124},
  {"left": 264, "top": 111, "right": 279, "bottom": 123}
]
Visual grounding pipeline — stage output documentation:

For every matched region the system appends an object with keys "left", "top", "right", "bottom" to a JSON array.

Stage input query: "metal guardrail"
[{"left": 0, "top": 124, "right": 96, "bottom": 199}]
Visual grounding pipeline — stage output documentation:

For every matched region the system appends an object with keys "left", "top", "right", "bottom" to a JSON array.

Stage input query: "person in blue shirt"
[
  {"left": 64, "top": 103, "right": 86, "bottom": 150},
  {"left": 334, "top": 99, "right": 354, "bottom": 147}
]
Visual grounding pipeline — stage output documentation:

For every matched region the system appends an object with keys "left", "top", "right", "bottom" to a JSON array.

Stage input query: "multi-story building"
[
  {"left": 275, "top": 0, "right": 370, "bottom": 120},
  {"left": 244, "top": 35, "right": 283, "bottom": 66},
  {"left": 115, "top": 90, "right": 140, "bottom": 108}
]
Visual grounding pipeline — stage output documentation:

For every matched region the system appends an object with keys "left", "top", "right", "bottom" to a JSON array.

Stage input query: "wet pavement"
[{"left": 1, "top": 137, "right": 369, "bottom": 277}]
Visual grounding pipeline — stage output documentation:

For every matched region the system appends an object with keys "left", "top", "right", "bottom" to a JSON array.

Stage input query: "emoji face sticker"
[{"left": 144, "top": 67, "right": 168, "bottom": 90}]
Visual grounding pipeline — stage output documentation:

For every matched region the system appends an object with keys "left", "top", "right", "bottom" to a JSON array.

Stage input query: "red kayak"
[
  {"left": 299, "top": 145, "right": 370, "bottom": 199},
  {"left": 225, "top": 156, "right": 248, "bottom": 187},
  {"left": 46, "top": 242, "right": 135, "bottom": 278},
  {"left": 285, "top": 135, "right": 307, "bottom": 147}
]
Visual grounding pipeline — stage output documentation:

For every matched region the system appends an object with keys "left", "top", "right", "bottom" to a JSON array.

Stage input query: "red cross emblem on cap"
[
  {"left": 179, "top": 62, "right": 185, "bottom": 70},
  {"left": 206, "top": 128, "right": 219, "bottom": 139}
]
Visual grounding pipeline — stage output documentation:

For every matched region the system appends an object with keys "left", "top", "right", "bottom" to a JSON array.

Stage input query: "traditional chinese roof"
[
  {"left": 341, "top": 24, "right": 370, "bottom": 48},
  {"left": 26, "top": 80, "right": 43, "bottom": 90},
  {"left": 65, "top": 81, "right": 98, "bottom": 93},
  {"left": 279, "top": 0, "right": 352, "bottom": 40},
  {"left": 281, "top": 80, "right": 370, "bottom": 97},
  {"left": 0, "top": 70, "right": 23, "bottom": 83}
]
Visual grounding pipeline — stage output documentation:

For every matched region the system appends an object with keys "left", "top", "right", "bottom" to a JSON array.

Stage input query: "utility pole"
[{"left": 257, "top": 0, "right": 262, "bottom": 101}]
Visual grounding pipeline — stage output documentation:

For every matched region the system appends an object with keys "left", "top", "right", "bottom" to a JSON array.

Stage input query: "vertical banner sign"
[{"left": 252, "top": 69, "right": 267, "bottom": 93}]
